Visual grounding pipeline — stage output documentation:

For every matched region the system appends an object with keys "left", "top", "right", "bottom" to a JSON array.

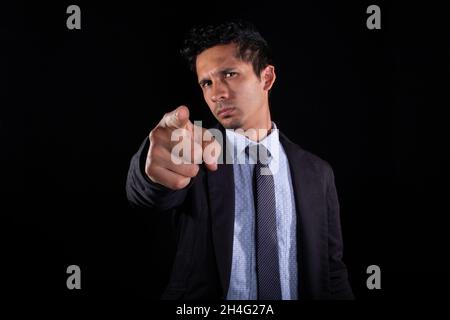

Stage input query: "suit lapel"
[
  {"left": 206, "top": 127, "right": 235, "bottom": 298},
  {"left": 279, "top": 132, "right": 323, "bottom": 299},
  {"left": 206, "top": 128, "right": 323, "bottom": 299}
]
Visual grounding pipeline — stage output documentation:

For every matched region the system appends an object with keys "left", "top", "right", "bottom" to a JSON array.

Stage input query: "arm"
[
  {"left": 326, "top": 165, "right": 354, "bottom": 299},
  {"left": 126, "top": 137, "right": 190, "bottom": 211},
  {"left": 126, "top": 106, "right": 221, "bottom": 211}
]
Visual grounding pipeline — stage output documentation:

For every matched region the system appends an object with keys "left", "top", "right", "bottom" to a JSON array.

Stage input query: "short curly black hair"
[{"left": 181, "top": 20, "right": 272, "bottom": 78}]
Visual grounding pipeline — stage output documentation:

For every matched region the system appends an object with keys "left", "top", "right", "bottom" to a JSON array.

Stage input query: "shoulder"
[{"left": 279, "top": 130, "right": 334, "bottom": 179}]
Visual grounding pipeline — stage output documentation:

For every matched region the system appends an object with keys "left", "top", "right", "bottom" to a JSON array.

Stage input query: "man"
[{"left": 126, "top": 20, "right": 353, "bottom": 300}]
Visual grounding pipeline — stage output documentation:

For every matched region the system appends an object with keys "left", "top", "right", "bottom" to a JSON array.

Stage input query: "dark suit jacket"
[{"left": 126, "top": 127, "right": 354, "bottom": 300}]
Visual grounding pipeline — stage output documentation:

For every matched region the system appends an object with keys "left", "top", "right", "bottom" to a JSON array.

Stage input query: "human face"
[{"left": 196, "top": 43, "right": 275, "bottom": 133}]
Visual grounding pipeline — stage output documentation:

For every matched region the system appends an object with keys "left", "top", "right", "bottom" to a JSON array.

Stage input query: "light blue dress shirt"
[{"left": 225, "top": 123, "right": 298, "bottom": 300}]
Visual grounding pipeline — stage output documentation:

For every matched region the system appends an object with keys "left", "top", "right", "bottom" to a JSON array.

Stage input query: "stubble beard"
[{"left": 220, "top": 117, "right": 243, "bottom": 130}]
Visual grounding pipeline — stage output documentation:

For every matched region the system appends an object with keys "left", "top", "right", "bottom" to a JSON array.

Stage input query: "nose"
[{"left": 210, "top": 80, "right": 229, "bottom": 102}]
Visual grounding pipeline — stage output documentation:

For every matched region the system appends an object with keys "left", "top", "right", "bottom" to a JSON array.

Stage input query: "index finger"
[{"left": 163, "top": 105, "right": 190, "bottom": 129}]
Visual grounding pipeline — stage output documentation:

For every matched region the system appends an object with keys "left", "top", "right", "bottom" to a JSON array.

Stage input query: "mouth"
[{"left": 217, "top": 107, "right": 235, "bottom": 118}]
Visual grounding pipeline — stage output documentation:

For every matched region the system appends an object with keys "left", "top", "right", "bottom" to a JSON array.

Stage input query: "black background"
[{"left": 1, "top": 0, "right": 449, "bottom": 310}]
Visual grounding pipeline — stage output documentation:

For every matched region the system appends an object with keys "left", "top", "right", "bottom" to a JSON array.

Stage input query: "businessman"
[{"left": 126, "top": 20, "right": 353, "bottom": 300}]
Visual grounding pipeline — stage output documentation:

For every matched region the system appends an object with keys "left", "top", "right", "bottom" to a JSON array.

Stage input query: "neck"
[{"left": 240, "top": 112, "right": 272, "bottom": 142}]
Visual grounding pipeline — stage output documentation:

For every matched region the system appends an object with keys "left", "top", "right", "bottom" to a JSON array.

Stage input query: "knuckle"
[
  {"left": 149, "top": 128, "right": 159, "bottom": 143},
  {"left": 146, "top": 169, "right": 158, "bottom": 183},
  {"left": 147, "top": 143, "right": 159, "bottom": 160},
  {"left": 189, "top": 165, "right": 200, "bottom": 177},
  {"left": 173, "top": 177, "right": 189, "bottom": 190},
  {"left": 147, "top": 174, "right": 157, "bottom": 183},
  {"left": 151, "top": 126, "right": 172, "bottom": 145},
  {"left": 149, "top": 141, "right": 169, "bottom": 162},
  {"left": 144, "top": 161, "right": 156, "bottom": 179}
]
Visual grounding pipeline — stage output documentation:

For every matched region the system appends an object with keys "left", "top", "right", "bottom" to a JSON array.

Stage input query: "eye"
[
  {"left": 225, "top": 72, "right": 237, "bottom": 78},
  {"left": 200, "top": 80, "right": 212, "bottom": 88}
]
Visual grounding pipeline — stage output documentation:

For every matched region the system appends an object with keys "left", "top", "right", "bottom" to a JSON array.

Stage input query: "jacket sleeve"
[
  {"left": 326, "top": 165, "right": 355, "bottom": 299},
  {"left": 125, "top": 137, "right": 190, "bottom": 211}
]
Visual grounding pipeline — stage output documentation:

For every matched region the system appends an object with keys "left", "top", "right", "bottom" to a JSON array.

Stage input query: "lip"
[{"left": 217, "top": 107, "right": 235, "bottom": 117}]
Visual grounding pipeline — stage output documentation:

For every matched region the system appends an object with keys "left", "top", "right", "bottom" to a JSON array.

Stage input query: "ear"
[{"left": 261, "top": 65, "right": 276, "bottom": 91}]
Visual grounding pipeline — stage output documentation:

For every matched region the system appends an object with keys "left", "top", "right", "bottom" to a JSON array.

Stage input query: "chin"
[{"left": 220, "top": 118, "right": 243, "bottom": 130}]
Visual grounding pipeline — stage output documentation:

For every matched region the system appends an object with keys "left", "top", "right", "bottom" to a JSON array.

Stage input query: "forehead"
[{"left": 196, "top": 43, "right": 248, "bottom": 77}]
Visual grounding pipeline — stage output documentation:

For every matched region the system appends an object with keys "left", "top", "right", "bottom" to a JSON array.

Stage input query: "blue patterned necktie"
[{"left": 247, "top": 144, "right": 282, "bottom": 300}]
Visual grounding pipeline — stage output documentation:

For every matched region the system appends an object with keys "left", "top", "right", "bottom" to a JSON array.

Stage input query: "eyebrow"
[{"left": 198, "top": 67, "right": 238, "bottom": 86}]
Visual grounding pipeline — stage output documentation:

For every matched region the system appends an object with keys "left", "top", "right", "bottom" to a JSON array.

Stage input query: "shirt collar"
[{"left": 225, "top": 122, "right": 279, "bottom": 160}]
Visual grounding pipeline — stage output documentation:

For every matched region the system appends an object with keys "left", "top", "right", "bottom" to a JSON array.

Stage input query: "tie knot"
[{"left": 245, "top": 144, "right": 272, "bottom": 166}]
